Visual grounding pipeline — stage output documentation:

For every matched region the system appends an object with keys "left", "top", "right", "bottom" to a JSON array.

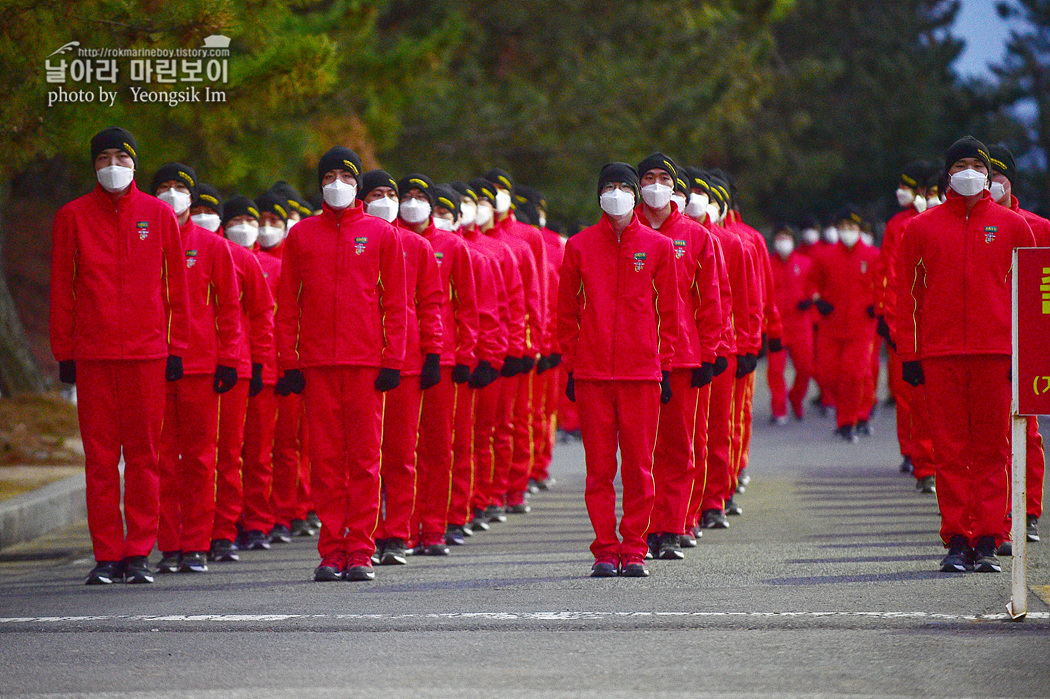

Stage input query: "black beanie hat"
[
  {"left": 513, "top": 185, "right": 540, "bottom": 225},
  {"left": 397, "top": 173, "right": 435, "bottom": 206},
  {"left": 357, "top": 170, "right": 399, "bottom": 201},
  {"left": 899, "top": 161, "right": 929, "bottom": 189},
  {"left": 636, "top": 153, "right": 677, "bottom": 182},
  {"left": 469, "top": 177, "right": 498, "bottom": 203},
  {"left": 924, "top": 167, "right": 945, "bottom": 192},
  {"left": 673, "top": 168, "right": 690, "bottom": 197},
  {"left": 597, "top": 162, "right": 639, "bottom": 198},
  {"left": 193, "top": 183, "right": 223, "bottom": 219},
  {"left": 432, "top": 184, "right": 462, "bottom": 219},
  {"left": 944, "top": 136, "right": 991, "bottom": 177},
  {"left": 988, "top": 144, "right": 1017, "bottom": 183},
  {"left": 91, "top": 126, "right": 138, "bottom": 166},
  {"left": 316, "top": 146, "right": 362, "bottom": 188},
  {"left": 684, "top": 166, "right": 708, "bottom": 194},
  {"left": 221, "top": 195, "right": 259, "bottom": 228},
  {"left": 450, "top": 181, "right": 477, "bottom": 203},
  {"left": 270, "top": 181, "right": 303, "bottom": 212},
  {"left": 484, "top": 168, "right": 514, "bottom": 191},
  {"left": 150, "top": 162, "right": 197, "bottom": 197},
  {"left": 255, "top": 190, "right": 289, "bottom": 222},
  {"left": 835, "top": 204, "right": 865, "bottom": 228}
]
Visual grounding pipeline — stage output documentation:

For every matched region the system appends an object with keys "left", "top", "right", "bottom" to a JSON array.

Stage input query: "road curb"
[{"left": 0, "top": 473, "right": 86, "bottom": 550}]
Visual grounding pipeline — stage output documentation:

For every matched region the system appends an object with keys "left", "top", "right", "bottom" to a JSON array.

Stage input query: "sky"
[{"left": 953, "top": 0, "right": 1018, "bottom": 78}]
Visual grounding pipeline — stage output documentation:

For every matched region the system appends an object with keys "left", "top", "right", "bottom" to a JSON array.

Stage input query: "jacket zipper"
[{"left": 611, "top": 234, "right": 621, "bottom": 379}]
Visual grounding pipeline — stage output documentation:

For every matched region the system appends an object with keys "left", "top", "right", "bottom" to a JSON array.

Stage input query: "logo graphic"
[
  {"left": 186, "top": 249, "right": 197, "bottom": 268},
  {"left": 860, "top": 261, "right": 868, "bottom": 273},
  {"left": 435, "top": 252, "right": 445, "bottom": 266},
  {"left": 201, "top": 35, "right": 231, "bottom": 49},
  {"left": 673, "top": 240, "right": 686, "bottom": 259},
  {"left": 47, "top": 41, "right": 80, "bottom": 57},
  {"left": 985, "top": 226, "right": 998, "bottom": 243},
  {"left": 355, "top": 236, "right": 367, "bottom": 255},
  {"left": 633, "top": 251, "right": 647, "bottom": 272},
  {"left": 137, "top": 221, "right": 149, "bottom": 240}
]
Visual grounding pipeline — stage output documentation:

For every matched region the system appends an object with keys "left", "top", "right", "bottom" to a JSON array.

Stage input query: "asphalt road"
[{"left": 2, "top": 362, "right": 1049, "bottom": 698}]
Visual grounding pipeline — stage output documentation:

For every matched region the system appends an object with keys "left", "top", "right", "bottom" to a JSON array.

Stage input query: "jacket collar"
[
  {"left": 944, "top": 188, "right": 992, "bottom": 217},
  {"left": 321, "top": 200, "right": 365, "bottom": 226},
  {"left": 598, "top": 212, "right": 641, "bottom": 243}
]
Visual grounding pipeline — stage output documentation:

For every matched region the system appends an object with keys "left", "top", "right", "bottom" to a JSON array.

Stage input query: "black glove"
[
  {"left": 549, "top": 353, "right": 562, "bottom": 368},
  {"left": 902, "top": 361, "right": 924, "bottom": 387},
  {"left": 797, "top": 299, "right": 814, "bottom": 312},
  {"left": 213, "top": 364, "right": 238, "bottom": 394},
  {"left": 814, "top": 299, "right": 834, "bottom": 316},
  {"left": 501, "top": 355, "right": 524, "bottom": 377},
  {"left": 420, "top": 353, "right": 441, "bottom": 390},
  {"left": 521, "top": 355, "right": 536, "bottom": 373},
  {"left": 736, "top": 354, "right": 757, "bottom": 378},
  {"left": 469, "top": 360, "right": 500, "bottom": 388},
  {"left": 758, "top": 333, "right": 768, "bottom": 359},
  {"left": 536, "top": 356, "right": 551, "bottom": 374},
  {"left": 692, "top": 362, "right": 715, "bottom": 388},
  {"left": 713, "top": 356, "right": 729, "bottom": 376},
  {"left": 565, "top": 372, "right": 576, "bottom": 403},
  {"left": 248, "top": 363, "right": 264, "bottom": 397},
  {"left": 59, "top": 360, "right": 76, "bottom": 385},
  {"left": 376, "top": 367, "right": 401, "bottom": 392},
  {"left": 275, "top": 369, "right": 305, "bottom": 396},
  {"left": 866, "top": 304, "right": 876, "bottom": 319},
  {"left": 452, "top": 363, "right": 471, "bottom": 384},
  {"left": 876, "top": 315, "right": 891, "bottom": 340},
  {"left": 660, "top": 370, "right": 673, "bottom": 405},
  {"left": 768, "top": 337, "right": 783, "bottom": 353},
  {"left": 166, "top": 355, "right": 184, "bottom": 382}
]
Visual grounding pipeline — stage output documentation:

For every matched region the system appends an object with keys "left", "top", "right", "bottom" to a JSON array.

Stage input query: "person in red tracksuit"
[
  {"left": 895, "top": 136, "right": 1035, "bottom": 573},
  {"left": 397, "top": 175, "right": 479, "bottom": 555},
  {"left": 208, "top": 195, "right": 274, "bottom": 560},
  {"left": 988, "top": 144, "right": 1045, "bottom": 547},
  {"left": 767, "top": 225, "right": 816, "bottom": 423},
  {"left": 358, "top": 170, "right": 443, "bottom": 566},
  {"left": 275, "top": 146, "right": 408, "bottom": 582},
  {"left": 634, "top": 154, "right": 721, "bottom": 562},
  {"left": 152, "top": 164, "right": 241, "bottom": 576},
  {"left": 559, "top": 162, "right": 679, "bottom": 578},
  {"left": 808, "top": 207, "right": 880, "bottom": 443},
  {"left": 51, "top": 127, "right": 190, "bottom": 585}
]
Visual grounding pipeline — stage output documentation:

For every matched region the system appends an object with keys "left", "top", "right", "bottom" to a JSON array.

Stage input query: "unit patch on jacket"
[
  {"left": 185, "top": 249, "right": 198, "bottom": 268},
  {"left": 355, "top": 236, "right": 367, "bottom": 255},
  {"left": 137, "top": 221, "right": 149, "bottom": 240},
  {"left": 673, "top": 240, "right": 687, "bottom": 259},
  {"left": 435, "top": 251, "right": 444, "bottom": 266},
  {"left": 860, "top": 261, "right": 868, "bottom": 273},
  {"left": 633, "top": 251, "right": 647, "bottom": 272},
  {"left": 985, "top": 226, "right": 997, "bottom": 243}
]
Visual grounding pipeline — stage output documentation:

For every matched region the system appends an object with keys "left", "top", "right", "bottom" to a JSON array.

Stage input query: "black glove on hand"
[
  {"left": 549, "top": 353, "right": 562, "bottom": 368},
  {"left": 248, "top": 363, "right": 264, "bottom": 397},
  {"left": 213, "top": 364, "right": 238, "bottom": 394},
  {"left": 866, "top": 304, "right": 876, "bottom": 319},
  {"left": 166, "top": 355, "right": 184, "bottom": 382},
  {"left": 814, "top": 299, "right": 834, "bottom": 316},
  {"left": 692, "top": 362, "right": 715, "bottom": 388},
  {"left": 565, "top": 372, "right": 576, "bottom": 403},
  {"left": 536, "top": 356, "right": 550, "bottom": 375},
  {"left": 452, "top": 364, "right": 472, "bottom": 384},
  {"left": 275, "top": 369, "right": 305, "bottom": 396},
  {"left": 797, "top": 298, "right": 814, "bottom": 312},
  {"left": 501, "top": 355, "right": 523, "bottom": 378},
  {"left": 876, "top": 315, "right": 891, "bottom": 340},
  {"left": 660, "top": 370, "right": 673, "bottom": 405},
  {"left": 59, "top": 360, "right": 76, "bottom": 385},
  {"left": 902, "top": 361, "right": 924, "bottom": 387},
  {"left": 521, "top": 355, "right": 536, "bottom": 373},
  {"left": 736, "top": 354, "right": 757, "bottom": 379},
  {"left": 713, "top": 356, "right": 729, "bottom": 376},
  {"left": 768, "top": 337, "right": 783, "bottom": 353},
  {"left": 469, "top": 360, "right": 499, "bottom": 389},
  {"left": 376, "top": 367, "right": 401, "bottom": 392},
  {"left": 420, "top": 354, "right": 441, "bottom": 390}
]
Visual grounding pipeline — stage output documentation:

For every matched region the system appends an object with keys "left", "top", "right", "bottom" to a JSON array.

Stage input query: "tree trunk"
[{"left": 0, "top": 183, "right": 45, "bottom": 395}]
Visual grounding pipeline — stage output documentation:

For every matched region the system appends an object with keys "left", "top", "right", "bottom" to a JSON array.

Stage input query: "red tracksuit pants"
[
  {"left": 924, "top": 355, "right": 1011, "bottom": 547},
  {"left": 890, "top": 351, "right": 936, "bottom": 480},
  {"left": 158, "top": 375, "right": 218, "bottom": 554},
  {"left": 472, "top": 379, "right": 502, "bottom": 513},
  {"left": 413, "top": 368, "right": 455, "bottom": 547},
  {"left": 730, "top": 373, "right": 755, "bottom": 488},
  {"left": 211, "top": 379, "right": 249, "bottom": 542},
  {"left": 531, "top": 368, "right": 556, "bottom": 482},
  {"left": 77, "top": 359, "right": 166, "bottom": 562},
  {"left": 240, "top": 386, "right": 277, "bottom": 533},
  {"left": 702, "top": 356, "right": 737, "bottom": 512},
  {"left": 448, "top": 382, "right": 477, "bottom": 528},
  {"left": 303, "top": 366, "right": 383, "bottom": 564},
  {"left": 270, "top": 393, "right": 311, "bottom": 527},
  {"left": 650, "top": 369, "right": 699, "bottom": 536},
  {"left": 377, "top": 377, "right": 421, "bottom": 542},
  {"left": 508, "top": 370, "right": 536, "bottom": 506},
  {"left": 817, "top": 333, "right": 874, "bottom": 428},
  {"left": 490, "top": 374, "right": 520, "bottom": 508},
  {"left": 577, "top": 379, "right": 659, "bottom": 562},
  {"left": 1003, "top": 416, "right": 1046, "bottom": 539},
  {"left": 686, "top": 384, "right": 712, "bottom": 531},
  {"left": 767, "top": 333, "right": 814, "bottom": 419}
]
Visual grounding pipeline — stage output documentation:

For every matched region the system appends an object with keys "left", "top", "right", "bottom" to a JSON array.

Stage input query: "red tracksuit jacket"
[
  {"left": 478, "top": 227, "right": 528, "bottom": 358},
  {"left": 707, "top": 221, "right": 757, "bottom": 355},
  {"left": 493, "top": 216, "right": 543, "bottom": 354},
  {"left": 50, "top": 182, "right": 189, "bottom": 362},
  {"left": 396, "top": 228, "right": 444, "bottom": 376},
  {"left": 507, "top": 214, "right": 551, "bottom": 353},
  {"left": 419, "top": 225, "right": 479, "bottom": 368},
  {"left": 729, "top": 212, "right": 783, "bottom": 344},
  {"left": 459, "top": 229, "right": 507, "bottom": 368},
  {"left": 542, "top": 227, "right": 566, "bottom": 355},
  {"left": 224, "top": 238, "right": 274, "bottom": 378},
  {"left": 875, "top": 205, "right": 921, "bottom": 324},
  {"left": 275, "top": 202, "right": 407, "bottom": 371},
  {"left": 1006, "top": 196, "right": 1050, "bottom": 246},
  {"left": 808, "top": 240, "right": 880, "bottom": 341},
  {"left": 894, "top": 190, "right": 1035, "bottom": 362},
  {"left": 255, "top": 247, "right": 282, "bottom": 384},
  {"left": 180, "top": 220, "right": 241, "bottom": 375},
  {"left": 770, "top": 250, "right": 815, "bottom": 346},
  {"left": 558, "top": 213, "right": 679, "bottom": 381}
]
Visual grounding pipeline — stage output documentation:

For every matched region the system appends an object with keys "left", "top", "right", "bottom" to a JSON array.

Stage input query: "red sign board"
[{"left": 1016, "top": 247, "right": 1050, "bottom": 415}]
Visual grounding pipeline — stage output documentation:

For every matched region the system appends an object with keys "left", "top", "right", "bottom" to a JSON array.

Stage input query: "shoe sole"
[
  {"left": 658, "top": 550, "right": 685, "bottom": 560},
  {"left": 939, "top": 563, "right": 973, "bottom": 573},
  {"left": 380, "top": 554, "right": 407, "bottom": 565},
  {"left": 156, "top": 565, "right": 179, "bottom": 575},
  {"left": 345, "top": 570, "right": 376, "bottom": 582},
  {"left": 620, "top": 567, "right": 649, "bottom": 578},
  {"left": 125, "top": 574, "right": 154, "bottom": 584},
  {"left": 702, "top": 522, "right": 729, "bottom": 529},
  {"left": 590, "top": 565, "right": 617, "bottom": 578},
  {"left": 974, "top": 560, "right": 1002, "bottom": 573},
  {"left": 85, "top": 575, "right": 116, "bottom": 585}
]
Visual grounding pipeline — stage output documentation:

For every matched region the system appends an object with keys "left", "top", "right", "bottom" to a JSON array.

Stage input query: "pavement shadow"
[{"left": 764, "top": 570, "right": 943, "bottom": 585}]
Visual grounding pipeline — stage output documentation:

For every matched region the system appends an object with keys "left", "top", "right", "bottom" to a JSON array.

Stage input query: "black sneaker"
[
  {"left": 290, "top": 518, "right": 316, "bottom": 537},
  {"left": 344, "top": 558, "right": 376, "bottom": 582},
  {"left": 735, "top": 482, "right": 746, "bottom": 494},
  {"left": 973, "top": 536, "right": 1002, "bottom": 573},
  {"left": 940, "top": 535, "right": 974, "bottom": 573},
  {"left": 156, "top": 551, "right": 181, "bottom": 575},
  {"left": 208, "top": 538, "right": 240, "bottom": 562},
  {"left": 178, "top": 551, "right": 208, "bottom": 573},
  {"left": 917, "top": 475, "right": 936, "bottom": 494},
  {"left": 536, "top": 477, "right": 556, "bottom": 491},
  {"left": 701, "top": 509, "right": 730, "bottom": 529},
  {"left": 314, "top": 561, "right": 343, "bottom": 582},
  {"left": 445, "top": 525, "right": 467, "bottom": 546},
  {"left": 646, "top": 533, "right": 660, "bottom": 559},
  {"left": 245, "top": 529, "right": 271, "bottom": 551},
  {"left": 461, "top": 522, "right": 474, "bottom": 537},
  {"left": 380, "top": 538, "right": 408, "bottom": 565},
  {"left": 527, "top": 479, "right": 541, "bottom": 494},
  {"left": 423, "top": 542, "right": 450, "bottom": 556},
  {"left": 85, "top": 560, "right": 122, "bottom": 585},
  {"left": 1028, "top": 516, "right": 1040, "bottom": 543},
  {"left": 306, "top": 511, "right": 322, "bottom": 530},
  {"left": 899, "top": 456, "right": 914, "bottom": 474},
  {"left": 997, "top": 540, "right": 1012, "bottom": 557},
  {"left": 484, "top": 505, "right": 507, "bottom": 523},
  {"left": 507, "top": 502, "right": 531, "bottom": 515},
  {"left": 725, "top": 498, "right": 743, "bottom": 516},
  {"left": 471, "top": 509, "right": 491, "bottom": 532},
  {"left": 855, "top": 420, "right": 873, "bottom": 436},
  {"left": 590, "top": 560, "right": 617, "bottom": 578},
  {"left": 739, "top": 470, "right": 751, "bottom": 487},
  {"left": 620, "top": 557, "right": 650, "bottom": 578},
  {"left": 268, "top": 524, "right": 292, "bottom": 544},
  {"left": 679, "top": 532, "right": 698, "bottom": 548},
  {"left": 835, "top": 424, "right": 858, "bottom": 443},
  {"left": 123, "top": 556, "right": 154, "bottom": 584},
  {"left": 658, "top": 532, "right": 685, "bottom": 560}
]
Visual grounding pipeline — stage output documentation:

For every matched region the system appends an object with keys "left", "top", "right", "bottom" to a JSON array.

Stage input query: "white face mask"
[
  {"left": 926, "top": 196, "right": 941, "bottom": 209},
  {"left": 913, "top": 196, "right": 927, "bottom": 213},
  {"left": 640, "top": 183, "right": 673, "bottom": 210},
  {"left": 432, "top": 216, "right": 455, "bottom": 231},
  {"left": 537, "top": 213, "right": 547, "bottom": 229},
  {"left": 670, "top": 194, "right": 686, "bottom": 212},
  {"left": 322, "top": 180, "right": 357, "bottom": 209},
  {"left": 191, "top": 212, "right": 221, "bottom": 232},
  {"left": 400, "top": 198, "right": 432, "bottom": 224},
  {"left": 949, "top": 168, "right": 987, "bottom": 197},
  {"left": 460, "top": 201, "right": 477, "bottom": 228},
  {"left": 287, "top": 216, "right": 300, "bottom": 233},
  {"left": 801, "top": 227, "right": 820, "bottom": 245},
  {"left": 706, "top": 204, "right": 721, "bottom": 225},
  {"left": 366, "top": 197, "right": 399, "bottom": 223},
  {"left": 774, "top": 238, "right": 794, "bottom": 258},
  {"left": 258, "top": 224, "right": 285, "bottom": 248},
  {"left": 476, "top": 201, "right": 494, "bottom": 228},
  {"left": 823, "top": 226, "right": 839, "bottom": 244},
  {"left": 157, "top": 187, "right": 192, "bottom": 215},
  {"left": 600, "top": 189, "right": 635, "bottom": 218},
  {"left": 494, "top": 190, "right": 512, "bottom": 214},
  {"left": 989, "top": 181, "right": 1007, "bottom": 203},
  {"left": 97, "top": 165, "right": 135, "bottom": 193},
  {"left": 896, "top": 187, "right": 915, "bottom": 208},
  {"left": 839, "top": 228, "right": 860, "bottom": 247},
  {"left": 861, "top": 232, "right": 874, "bottom": 246},
  {"left": 226, "top": 221, "right": 259, "bottom": 248},
  {"left": 685, "top": 193, "right": 708, "bottom": 219}
]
